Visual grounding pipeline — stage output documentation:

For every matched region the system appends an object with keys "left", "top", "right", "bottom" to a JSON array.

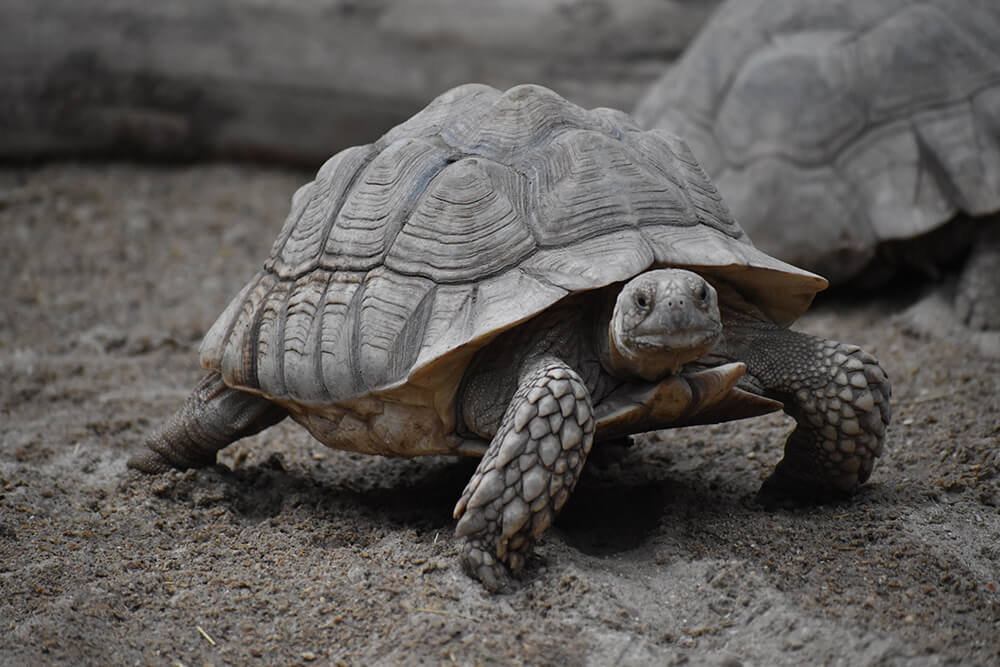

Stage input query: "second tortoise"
[{"left": 636, "top": 0, "right": 1000, "bottom": 332}]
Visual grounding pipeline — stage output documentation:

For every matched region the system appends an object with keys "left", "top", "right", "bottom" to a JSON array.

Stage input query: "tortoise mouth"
[
  {"left": 630, "top": 325, "right": 721, "bottom": 350},
  {"left": 610, "top": 326, "right": 722, "bottom": 382},
  {"left": 628, "top": 330, "right": 720, "bottom": 366}
]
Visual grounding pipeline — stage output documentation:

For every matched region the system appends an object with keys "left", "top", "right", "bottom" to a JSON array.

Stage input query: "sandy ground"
[{"left": 1, "top": 163, "right": 998, "bottom": 666}]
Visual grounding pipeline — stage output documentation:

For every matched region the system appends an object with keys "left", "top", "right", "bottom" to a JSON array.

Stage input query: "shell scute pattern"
[
  {"left": 357, "top": 269, "right": 437, "bottom": 391},
  {"left": 267, "top": 144, "right": 377, "bottom": 279},
  {"left": 635, "top": 0, "right": 1000, "bottom": 281},
  {"left": 381, "top": 83, "right": 500, "bottom": 147},
  {"left": 439, "top": 84, "right": 592, "bottom": 163},
  {"left": 324, "top": 137, "right": 456, "bottom": 274},
  {"left": 282, "top": 272, "right": 332, "bottom": 400},
  {"left": 857, "top": 4, "right": 999, "bottom": 119},
  {"left": 216, "top": 272, "right": 277, "bottom": 390},
  {"left": 384, "top": 156, "right": 535, "bottom": 282},
  {"left": 201, "top": 84, "right": 823, "bottom": 408},
  {"left": 527, "top": 130, "right": 658, "bottom": 247},
  {"left": 317, "top": 272, "right": 364, "bottom": 400}
]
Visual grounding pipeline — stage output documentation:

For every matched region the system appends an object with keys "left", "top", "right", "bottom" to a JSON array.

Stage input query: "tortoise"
[
  {"left": 634, "top": 0, "right": 1000, "bottom": 332},
  {"left": 129, "top": 84, "right": 891, "bottom": 591}
]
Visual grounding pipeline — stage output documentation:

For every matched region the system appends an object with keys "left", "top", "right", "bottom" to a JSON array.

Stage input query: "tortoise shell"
[
  {"left": 200, "top": 84, "right": 824, "bottom": 415},
  {"left": 634, "top": 0, "right": 1000, "bottom": 283}
]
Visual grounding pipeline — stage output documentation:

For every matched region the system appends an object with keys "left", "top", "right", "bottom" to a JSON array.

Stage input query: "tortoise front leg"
[
  {"left": 128, "top": 371, "right": 288, "bottom": 473},
  {"left": 453, "top": 356, "right": 595, "bottom": 591},
  {"left": 718, "top": 311, "right": 892, "bottom": 504}
]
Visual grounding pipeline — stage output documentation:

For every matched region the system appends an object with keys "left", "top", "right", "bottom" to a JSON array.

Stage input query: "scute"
[
  {"left": 282, "top": 272, "right": 333, "bottom": 400},
  {"left": 440, "top": 84, "right": 593, "bottom": 163},
  {"left": 201, "top": 83, "right": 825, "bottom": 412},
  {"left": 356, "top": 268, "right": 437, "bottom": 391},
  {"left": 384, "top": 156, "right": 535, "bottom": 282},
  {"left": 635, "top": 0, "right": 1000, "bottom": 283},
  {"left": 714, "top": 37, "right": 866, "bottom": 163},
  {"left": 527, "top": 130, "right": 664, "bottom": 247},
  {"left": 267, "top": 145, "right": 377, "bottom": 278},
  {"left": 316, "top": 272, "right": 364, "bottom": 400},
  {"left": 323, "top": 137, "right": 455, "bottom": 274}
]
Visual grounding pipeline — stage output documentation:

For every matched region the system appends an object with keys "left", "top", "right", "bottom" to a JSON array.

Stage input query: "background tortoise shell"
[
  {"left": 634, "top": 0, "right": 1000, "bottom": 284},
  {"left": 200, "top": 84, "right": 824, "bottom": 419}
]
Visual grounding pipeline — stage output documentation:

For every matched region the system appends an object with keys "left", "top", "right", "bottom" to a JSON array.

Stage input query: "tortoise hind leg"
[
  {"left": 955, "top": 218, "right": 1000, "bottom": 331},
  {"left": 453, "top": 356, "right": 595, "bottom": 591},
  {"left": 718, "top": 310, "right": 892, "bottom": 505},
  {"left": 128, "top": 371, "right": 288, "bottom": 473}
]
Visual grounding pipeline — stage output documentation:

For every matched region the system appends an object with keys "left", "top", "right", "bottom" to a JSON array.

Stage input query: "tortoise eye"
[
  {"left": 635, "top": 294, "right": 650, "bottom": 309},
  {"left": 698, "top": 285, "right": 708, "bottom": 302}
]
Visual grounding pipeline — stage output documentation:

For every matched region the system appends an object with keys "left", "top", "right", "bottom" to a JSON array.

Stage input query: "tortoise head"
[{"left": 608, "top": 269, "right": 722, "bottom": 381}]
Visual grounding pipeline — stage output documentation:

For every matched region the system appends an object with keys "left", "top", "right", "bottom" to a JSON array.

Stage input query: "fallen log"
[{"left": 2, "top": 0, "right": 717, "bottom": 165}]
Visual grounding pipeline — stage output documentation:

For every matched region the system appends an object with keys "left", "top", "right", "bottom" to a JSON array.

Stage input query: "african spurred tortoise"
[{"left": 130, "top": 84, "right": 891, "bottom": 590}]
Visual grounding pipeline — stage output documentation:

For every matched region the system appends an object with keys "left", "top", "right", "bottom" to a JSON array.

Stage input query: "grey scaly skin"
[
  {"left": 708, "top": 284, "right": 892, "bottom": 505},
  {"left": 128, "top": 372, "right": 287, "bottom": 474},
  {"left": 128, "top": 268, "right": 891, "bottom": 591}
]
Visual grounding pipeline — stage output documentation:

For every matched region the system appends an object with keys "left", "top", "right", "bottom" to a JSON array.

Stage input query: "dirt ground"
[{"left": 2, "top": 163, "right": 998, "bottom": 666}]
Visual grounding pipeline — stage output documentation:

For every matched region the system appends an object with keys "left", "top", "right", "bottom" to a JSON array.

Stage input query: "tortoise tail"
[{"left": 128, "top": 371, "right": 287, "bottom": 473}]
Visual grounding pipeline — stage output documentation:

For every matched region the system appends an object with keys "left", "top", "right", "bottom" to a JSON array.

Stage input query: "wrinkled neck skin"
[{"left": 594, "top": 289, "right": 631, "bottom": 379}]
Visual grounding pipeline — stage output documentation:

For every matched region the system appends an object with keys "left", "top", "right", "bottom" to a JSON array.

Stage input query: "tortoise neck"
[{"left": 594, "top": 285, "right": 633, "bottom": 380}]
